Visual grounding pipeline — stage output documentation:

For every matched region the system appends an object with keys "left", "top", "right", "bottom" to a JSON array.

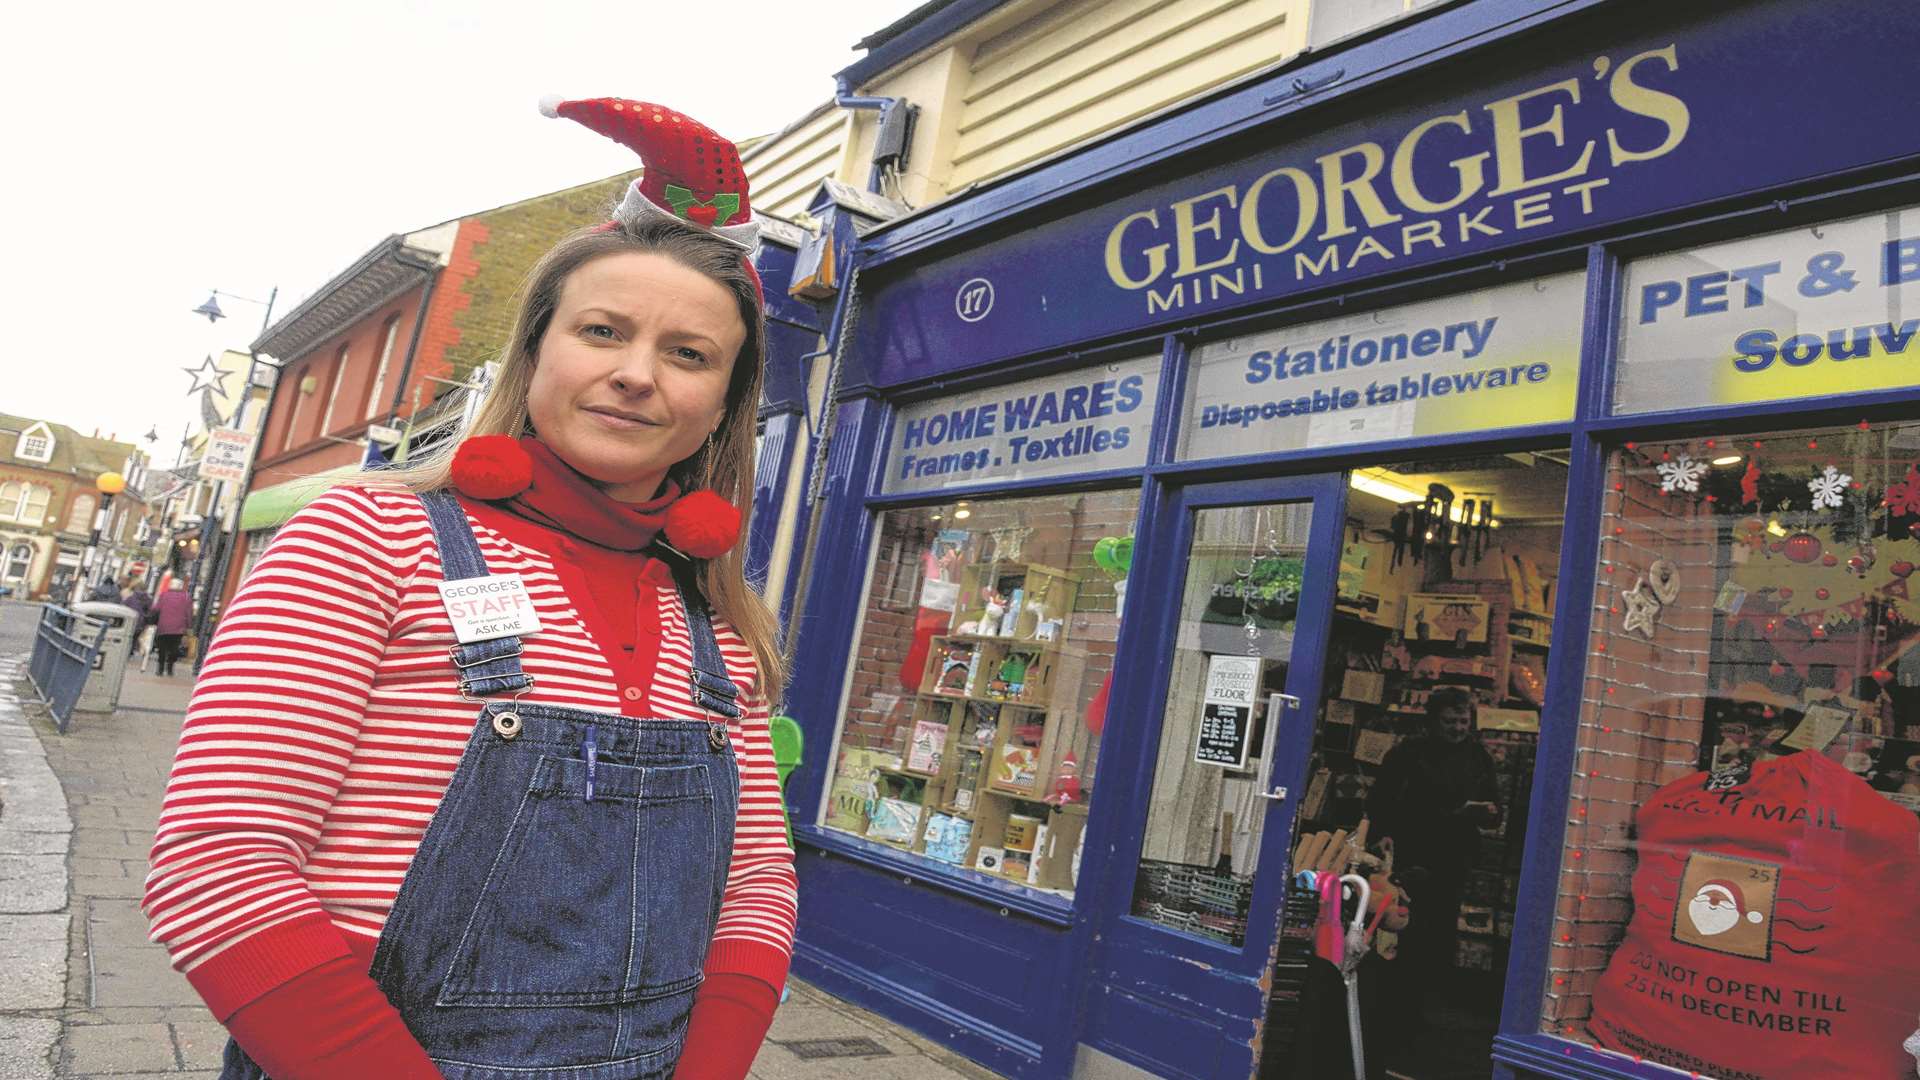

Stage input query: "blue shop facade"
[{"left": 767, "top": 2, "right": 1920, "bottom": 1077}]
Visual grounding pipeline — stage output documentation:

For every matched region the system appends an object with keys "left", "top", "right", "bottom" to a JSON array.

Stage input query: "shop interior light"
[
  {"left": 1712, "top": 454, "right": 1743, "bottom": 465},
  {"left": 1349, "top": 470, "right": 1498, "bottom": 527},
  {"left": 953, "top": 505, "right": 972, "bottom": 520}
]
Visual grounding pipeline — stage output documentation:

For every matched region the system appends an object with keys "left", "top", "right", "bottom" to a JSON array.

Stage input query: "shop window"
[
  {"left": 820, "top": 489, "right": 1139, "bottom": 898},
  {"left": 1254, "top": 453, "right": 1568, "bottom": 1076},
  {"left": 1544, "top": 421, "right": 1920, "bottom": 1078}
]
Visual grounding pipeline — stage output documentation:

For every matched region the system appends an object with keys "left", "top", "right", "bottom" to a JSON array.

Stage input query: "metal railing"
[{"left": 27, "top": 604, "right": 106, "bottom": 733}]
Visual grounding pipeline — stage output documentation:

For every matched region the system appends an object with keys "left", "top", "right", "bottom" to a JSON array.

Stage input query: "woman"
[
  {"left": 144, "top": 99, "right": 796, "bottom": 1080},
  {"left": 149, "top": 578, "right": 192, "bottom": 676},
  {"left": 121, "top": 576, "right": 153, "bottom": 656}
]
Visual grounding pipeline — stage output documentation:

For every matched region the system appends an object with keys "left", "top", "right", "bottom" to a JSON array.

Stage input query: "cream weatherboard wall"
[
  {"left": 740, "top": 0, "right": 1313, "bottom": 219},
  {"left": 945, "top": 0, "right": 1304, "bottom": 191},
  {"left": 743, "top": 105, "right": 851, "bottom": 221}
]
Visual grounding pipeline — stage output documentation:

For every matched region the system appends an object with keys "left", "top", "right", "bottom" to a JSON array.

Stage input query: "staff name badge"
[{"left": 437, "top": 574, "right": 543, "bottom": 643}]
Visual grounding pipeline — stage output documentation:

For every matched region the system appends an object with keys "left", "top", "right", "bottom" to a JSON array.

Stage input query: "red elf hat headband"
[{"left": 540, "top": 96, "right": 760, "bottom": 256}]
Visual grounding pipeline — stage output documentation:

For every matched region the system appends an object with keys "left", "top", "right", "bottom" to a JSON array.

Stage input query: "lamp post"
[
  {"left": 78, "top": 471, "right": 127, "bottom": 602},
  {"left": 187, "top": 287, "right": 278, "bottom": 673}
]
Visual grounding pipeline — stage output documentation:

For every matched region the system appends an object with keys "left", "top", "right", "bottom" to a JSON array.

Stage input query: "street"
[{"left": 0, "top": 601, "right": 1002, "bottom": 1080}]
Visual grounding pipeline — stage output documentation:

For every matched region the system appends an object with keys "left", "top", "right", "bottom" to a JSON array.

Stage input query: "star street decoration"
[
  {"left": 1808, "top": 464, "right": 1851, "bottom": 511},
  {"left": 1657, "top": 454, "right": 1708, "bottom": 494},
  {"left": 183, "top": 355, "right": 232, "bottom": 400}
]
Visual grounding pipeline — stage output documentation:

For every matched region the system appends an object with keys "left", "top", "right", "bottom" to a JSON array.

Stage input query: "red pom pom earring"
[
  {"left": 450, "top": 436, "right": 534, "bottom": 500},
  {"left": 663, "top": 490, "right": 741, "bottom": 558}
]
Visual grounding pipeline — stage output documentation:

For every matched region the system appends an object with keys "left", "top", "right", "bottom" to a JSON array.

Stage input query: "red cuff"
[
  {"left": 703, "top": 938, "right": 791, "bottom": 992},
  {"left": 183, "top": 913, "right": 355, "bottom": 1020},
  {"left": 225, "top": 955, "right": 440, "bottom": 1080},
  {"left": 673, "top": 972, "right": 780, "bottom": 1080}
]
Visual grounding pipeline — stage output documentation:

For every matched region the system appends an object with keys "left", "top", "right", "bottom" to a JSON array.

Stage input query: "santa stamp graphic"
[{"left": 1672, "top": 851, "right": 1779, "bottom": 960}]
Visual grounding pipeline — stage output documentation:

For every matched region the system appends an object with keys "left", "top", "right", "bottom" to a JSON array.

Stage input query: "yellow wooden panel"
[
  {"left": 961, "top": 0, "right": 1258, "bottom": 134},
  {"left": 966, "top": 0, "right": 1187, "bottom": 103},
  {"left": 950, "top": 5, "right": 1299, "bottom": 188},
  {"left": 743, "top": 107, "right": 847, "bottom": 219}
]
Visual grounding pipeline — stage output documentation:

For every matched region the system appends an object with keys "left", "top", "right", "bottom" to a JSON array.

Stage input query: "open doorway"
[{"left": 1260, "top": 451, "right": 1568, "bottom": 1080}]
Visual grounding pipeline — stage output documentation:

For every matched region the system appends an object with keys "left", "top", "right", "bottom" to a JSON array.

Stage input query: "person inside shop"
[
  {"left": 143, "top": 98, "right": 796, "bottom": 1080},
  {"left": 1365, "top": 687, "right": 1500, "bottom": 1026}
]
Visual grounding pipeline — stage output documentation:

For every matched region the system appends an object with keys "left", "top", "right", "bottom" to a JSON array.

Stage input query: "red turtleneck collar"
[{"left": 503, "top": 437, "right": 680, "bottom": 551}]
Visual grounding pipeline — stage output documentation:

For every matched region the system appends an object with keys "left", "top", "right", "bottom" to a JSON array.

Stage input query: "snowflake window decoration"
[
  {"left": 1885, "top": 465, "right": 1920, "bottom": 517},
  {"left": 1656, "top": 454, "right": 1708, "bottom": 494},
  {"left": 1808, "top": 464, "right": 1851, "bottom": 510}
]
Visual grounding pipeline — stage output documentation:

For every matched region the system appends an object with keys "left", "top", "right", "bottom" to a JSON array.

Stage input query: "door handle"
[{"left": 1256, "top": 693, "right": 1300, "bottom": 800}]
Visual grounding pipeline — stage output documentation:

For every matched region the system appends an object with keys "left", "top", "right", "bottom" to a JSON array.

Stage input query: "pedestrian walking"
[
  {"left": 143, "top": 98, "right": 795, "bottom": 1080},
  {"left": 149, "top": 577, "right": 191, "bottom": 676},
  {"left": 122, "top": 578, "right": 153, "bottom": 656},
  {"left": 85, "top": 575, "right": 124, "bottom": 603}
]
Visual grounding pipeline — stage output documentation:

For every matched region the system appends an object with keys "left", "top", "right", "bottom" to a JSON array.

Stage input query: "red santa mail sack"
[{"left": 1589, "top": 749, "right": 1920, "bottom": 1078}]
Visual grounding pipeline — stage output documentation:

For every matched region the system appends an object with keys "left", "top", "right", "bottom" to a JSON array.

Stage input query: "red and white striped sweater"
[{"left": 143, "top": 485, "right": 797, "bottom": 1017}]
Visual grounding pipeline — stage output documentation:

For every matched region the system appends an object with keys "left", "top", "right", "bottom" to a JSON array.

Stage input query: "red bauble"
[
  {"left": 1891, "top": 561, "right": 1915, "bottom": 579},
  {"left": 450, "top": 435, "right": 534, "bottom": 499},
  {"left": 1769, "top": 662, "right": 1786, "bottom": 676},
  {"left": 1815, "top": 588, "right": 1830, "bottom": 600},
  {"left": 1779, "top": 587, "right": 1794, "bottom": 599},
  {"left": 1872, "top": 668, "right": 1895, "bottom": 684},
  {"left": 663, "top": 490, "right": 742, "bottom": 558},
  {"left": 1782, "top": 532, "right": 1822, "bottom": 564},
  {"left": 1820, "top": 553, "right": 1838, "bottom": 567}
]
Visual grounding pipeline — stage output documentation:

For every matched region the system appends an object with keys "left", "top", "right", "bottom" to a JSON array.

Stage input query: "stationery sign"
[
  {"left": 882, "top": 354, "right": 1160, "bottom": 494},
  {"left": 1615, "top": 205, "right": 1920, "bottom": 413},
  {"left": 1180, "top": 273, "right": 1584, "bottom": 459},
  {"left": 1195, "top": 655, "right": 1261, "bottom": 769}
]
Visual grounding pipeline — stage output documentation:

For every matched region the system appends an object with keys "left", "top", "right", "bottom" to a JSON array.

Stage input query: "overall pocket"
[{"left": 437, "top": 755, "right": 718, "bottom": 1007}]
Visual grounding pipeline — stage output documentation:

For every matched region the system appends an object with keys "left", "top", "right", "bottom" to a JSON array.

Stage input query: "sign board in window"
[
  {"left": 1195, "top": 655, "right": 1261, "bottom": 769},
  {"left": 882, "top": 355, "right": 1160, "bottom": 494},
  {"left": 1180, "top": 273, "right": 1585, "bottom": 460},
  {"left": 199, "top": 428, "right": 256, "bottom": 484},
  {"left": 1615, "top": 206, "right": 1920, "bottom": 413}
]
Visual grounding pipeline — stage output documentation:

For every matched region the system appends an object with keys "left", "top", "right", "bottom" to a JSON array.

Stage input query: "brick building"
[
  {"left": 216, "top": 172, "right": 640, "bottom": 615},
  {"left": 0, "top": 414, "right": 148, "bottom": 600}
]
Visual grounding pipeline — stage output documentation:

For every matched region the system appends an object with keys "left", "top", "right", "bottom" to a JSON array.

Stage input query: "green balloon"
[
  {"left": 1093, "top": 536, "right": 1121, "bottom": 573},
  {"left": 1112, "top": 536, "right": 1134, "bottom": 573}
]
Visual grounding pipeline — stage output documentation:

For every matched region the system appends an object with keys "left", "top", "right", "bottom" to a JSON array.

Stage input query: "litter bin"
[{"left": 71, "top": 601, "right": 137, "bottom": 713}]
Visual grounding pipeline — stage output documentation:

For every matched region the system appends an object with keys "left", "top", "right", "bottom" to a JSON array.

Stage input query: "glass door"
[{"left": 1077, "top": 474, "right": 1345, "bottom": 1080}]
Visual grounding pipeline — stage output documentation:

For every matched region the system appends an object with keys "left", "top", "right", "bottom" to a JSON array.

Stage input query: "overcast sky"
[{"left": 2, "top": 0, "right": 924, "bottom": 467}]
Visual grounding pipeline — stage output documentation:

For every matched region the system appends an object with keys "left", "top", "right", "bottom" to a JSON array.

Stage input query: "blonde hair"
[{"left": 355, "top": 216, "right": 785, "bottom": 696}]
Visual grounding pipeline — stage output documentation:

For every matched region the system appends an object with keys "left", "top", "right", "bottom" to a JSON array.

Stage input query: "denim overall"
[{"left": 222, "top": 491, "right": 741, "bottom": 1080}]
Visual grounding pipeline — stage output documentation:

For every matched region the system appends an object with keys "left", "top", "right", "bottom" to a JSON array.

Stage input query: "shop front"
[{"left": 779, "top": 2, "right": 1920, "bottom": 1077}]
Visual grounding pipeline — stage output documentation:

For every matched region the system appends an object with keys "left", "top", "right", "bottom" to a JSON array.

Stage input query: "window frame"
[{"left": 365, "top": 316, "right": 401, "bottom": 422}]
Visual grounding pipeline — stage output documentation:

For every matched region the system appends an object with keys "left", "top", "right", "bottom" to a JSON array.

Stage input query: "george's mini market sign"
[{"left": 853, "top": 0, "right": 1920, "bottom": 388}]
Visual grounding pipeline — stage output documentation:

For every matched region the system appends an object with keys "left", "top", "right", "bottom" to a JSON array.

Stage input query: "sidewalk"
[{"left": 0, "top": 625, "right": 1004, "bottom": 1079}]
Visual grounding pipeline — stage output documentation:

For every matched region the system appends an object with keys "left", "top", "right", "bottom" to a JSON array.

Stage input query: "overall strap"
[
  {"left": 419, "top": 490, "right": 536, "bottom": 699},
  {"left": 662, "top": 553, "right": 742, "bottom": 719}
]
